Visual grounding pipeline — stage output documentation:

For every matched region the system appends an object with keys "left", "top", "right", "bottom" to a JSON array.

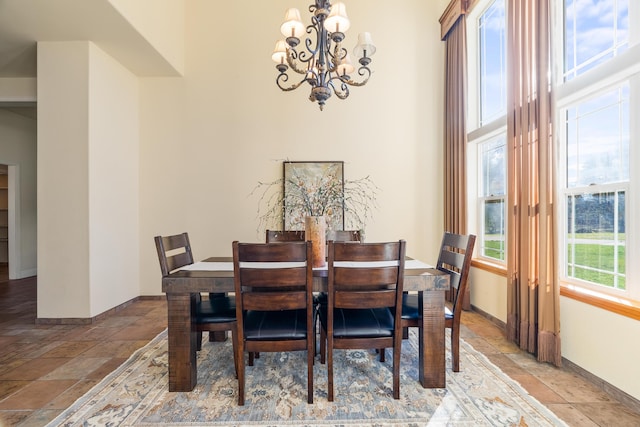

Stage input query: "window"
[
  {"left": 556, "top": 0, "right": 639, "bottom": 299},
  {"left": 479, "top": 0, "right": 506, "bottom": 124},
  {"left": 479, "top": 135, "right": 506, "bottom": 261},
  {"left": 564, "top": 0, "right": 629, "bottom": 81},
  {"left": 467, "top": 0, "right": 507, "bottom": 264}
]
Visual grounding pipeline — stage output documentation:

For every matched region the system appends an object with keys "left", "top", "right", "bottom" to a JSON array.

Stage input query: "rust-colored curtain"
[
  {"left": 443, "top": 16, "right": 468, "bottom": 236},
  {"left": 506, "top": 0, "right": 561, "bottom": 366}
]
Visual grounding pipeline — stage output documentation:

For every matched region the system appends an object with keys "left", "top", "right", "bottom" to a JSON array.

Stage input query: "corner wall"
[{"left": 37, "top": 41, "right": 140, "bottom": 318}]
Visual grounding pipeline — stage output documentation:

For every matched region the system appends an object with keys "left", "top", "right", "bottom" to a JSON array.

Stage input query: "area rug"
[{"left": 47, "top": 329, "right": 567, "bottom": 426}]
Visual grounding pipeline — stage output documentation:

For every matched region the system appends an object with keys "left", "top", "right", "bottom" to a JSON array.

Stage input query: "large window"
[
  {"left": 556, "top": 0, "right": 639, "bottom": 299},
  {"left": 467, "top": 0, "right": 507, "bottom": 264},
  {"left": 467, "top": 0, "right": 639, "bottom": 302}
]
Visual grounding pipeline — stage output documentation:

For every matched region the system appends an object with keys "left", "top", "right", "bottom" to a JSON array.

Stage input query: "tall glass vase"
[{"left": 305, "top": 215, "right": 326, "bottom": 268}]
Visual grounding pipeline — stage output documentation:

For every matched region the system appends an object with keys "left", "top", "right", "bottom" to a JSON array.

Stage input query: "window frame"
[
  {"left": 466, "top": 0, "right": 508, "bottom": 267},
  {"left": 554, "top": 0, "right": 640, "bottom": 301}
]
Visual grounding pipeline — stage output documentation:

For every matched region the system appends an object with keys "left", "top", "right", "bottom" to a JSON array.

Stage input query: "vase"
[{"left": 305, "top": 215, "right": 326, "bottom": 268}]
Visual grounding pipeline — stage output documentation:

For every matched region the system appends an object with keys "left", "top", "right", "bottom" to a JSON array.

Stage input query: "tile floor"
[{"left": 0, "top": 271, "right": 639, "bottom": 426}]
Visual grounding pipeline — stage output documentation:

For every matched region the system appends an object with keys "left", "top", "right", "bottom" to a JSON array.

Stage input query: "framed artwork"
[{"left": 282, "top": 161, "right": 345, "bottom": 231}]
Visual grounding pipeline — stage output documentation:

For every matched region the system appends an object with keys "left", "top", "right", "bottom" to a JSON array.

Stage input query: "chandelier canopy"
[{"left": 271, "top": 1, "right": 376, "bottom": 111}]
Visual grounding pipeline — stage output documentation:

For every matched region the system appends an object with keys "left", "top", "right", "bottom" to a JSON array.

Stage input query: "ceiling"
[{"left": 0, "top": 0, "right": 182, "bottom": 119}]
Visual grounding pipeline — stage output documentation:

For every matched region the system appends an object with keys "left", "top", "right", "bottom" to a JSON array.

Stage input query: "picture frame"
[{"left": 282, "top": 161, "right": 345, "bottom": 231}]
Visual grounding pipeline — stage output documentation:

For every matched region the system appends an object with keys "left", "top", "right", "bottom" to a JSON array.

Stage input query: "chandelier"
[{"left": 271, "top": 1, "right": 376, "bottom": 111}]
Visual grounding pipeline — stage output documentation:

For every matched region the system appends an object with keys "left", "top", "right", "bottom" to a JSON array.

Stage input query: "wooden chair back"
[
  {"left": 154, "top": 232, "right": 194, "bottom": 276},
  {"left": 234, "top": 241, "right": 313, "bottom": 312},
  {"left": 329, "top": 241, "right": 405, "bottom": 312},
  {"left": 436, "top": 232, "right": 476, "bottom": 323}
]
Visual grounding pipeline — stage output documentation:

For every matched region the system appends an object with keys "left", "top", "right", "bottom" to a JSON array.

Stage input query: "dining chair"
[
  {"left": 154, "top": 232, "right": 238, "bottom": 374},
  {"left": 319, "top": 240, "right": 406, "bottom": 401},
  {"left": 265, "top": 230, "right": 306, "bottom": 242},
  {"left": 400, "top": 232, "right": 475, "bottom": 372},
  {"left": 232, "top": 240, "right": 315, "bottom": 405}
]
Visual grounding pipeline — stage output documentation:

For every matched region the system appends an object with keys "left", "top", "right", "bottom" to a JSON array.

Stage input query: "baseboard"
[
  {"left": 35, "top": 295, "right": 165, "bottom": 325},
  {"left": 469, "top": 304, "right": 640, "bottom": 415}
]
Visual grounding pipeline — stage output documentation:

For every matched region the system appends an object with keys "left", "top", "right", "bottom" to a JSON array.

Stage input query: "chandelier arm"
[
  {"left": 328, "top": 43, "right": 347, "bottom": 73},
  {"left": 328, "top": 79, "right": 350, "bottom": 100},
  {"left": 286, "top": 49, "right": 309, "bottom": 75},
  {"left": 343, "top": 66, "right": 372, "bottom": 87},
  {"left": 276, "top": 72, "right": 308, "bottom": 92}
]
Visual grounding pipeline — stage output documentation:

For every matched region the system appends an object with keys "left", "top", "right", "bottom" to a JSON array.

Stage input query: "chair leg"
[
  {"left": 393, "top": 338, "right": 401, "bottom": 399},
  {"left": 307, "top": 338, "right": 314, "bottom": 404},
  {"left": 402, "top": 326, "right": 409, "bottom": 340},
  {"left": 327, "top": 335, "right": 334, "bottom": 402},
  {"left": 320, "top": 326, "right": 327, "bottom": 364},
  {"left": 451, "top": 327, "right": 460, "bottom": 372},
  {"left": 237, "top": 343, "right": 245, "bottom": 405},
  {"left": 231, "top": 329, "right": 239, "bottom": 379},
  {"left": 379, "top": 348, "right": 385, "bottom": 362},
  {"left": 248, "top": 352, "right": 254, "bottom": 366},
  {"left": 197, "top": 331, "right": 203, "bottom": 351}
]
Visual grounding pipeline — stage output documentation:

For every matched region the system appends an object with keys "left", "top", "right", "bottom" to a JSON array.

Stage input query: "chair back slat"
[
  {"left": 336, "top": 289, "right": 397, "bottom": 309},
  {"left": 239, "top": 268, "right": 309, "bottom": 288},
  {"left": 334, "top": 266, "right": 400, "bottom": 287},
  {"left": 237, "top": 242, "right": 308, "bottom": 262},
  {"left": 327, "top": 230, "right": 362, "bottom": 242},
  {"left": 243, "top": 291, "right": 307, "bottom": 311},
  {"left": 265, "top": 230, "right": 306, "bottom": 242}
]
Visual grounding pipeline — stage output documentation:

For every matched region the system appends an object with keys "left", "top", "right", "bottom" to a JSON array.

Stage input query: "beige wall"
[
  {"left": 138, "top": 0, "right": 449, "bottom": 294},
  {"left": 108, "top": 0, "right": 185, "bottom": 75},
  {"left": 88, "top": 43, "right": 140, "bottom": 315}
]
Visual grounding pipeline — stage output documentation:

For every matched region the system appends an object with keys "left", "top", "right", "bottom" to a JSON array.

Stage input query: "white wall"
[
  {"left": 88, "top": 43, "right": 140, "bottom": 316},
  {"left": 0, "top": 109, "right": 37, "bottom": 278},
  {"left": 138, "top": 0, "right": 449, "bottom": 294},
  {"left": 37, "top": 41, "right": 91, "bottom": 318}
]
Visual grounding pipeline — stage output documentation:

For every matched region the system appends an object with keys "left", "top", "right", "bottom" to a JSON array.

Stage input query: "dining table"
[{"left": 161, "top": 256, "right": 450, "bottom": 392}]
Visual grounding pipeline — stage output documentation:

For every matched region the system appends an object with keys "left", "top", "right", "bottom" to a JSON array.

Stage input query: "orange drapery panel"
[{"left": 505, "top": 0, "right": 561, "bottom": 366}]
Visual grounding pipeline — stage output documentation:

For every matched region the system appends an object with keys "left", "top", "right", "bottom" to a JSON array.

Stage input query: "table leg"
[
  {"left": 418, "top": 289, "right": 445, "bottom": 388},
  {"left": 166, "top": 293, "right": 197, "bottom": 391}
]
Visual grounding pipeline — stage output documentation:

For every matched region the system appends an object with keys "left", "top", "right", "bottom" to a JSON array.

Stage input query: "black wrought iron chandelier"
[{"left": 271, "top": 1, "right": 376, "bottom": 111}]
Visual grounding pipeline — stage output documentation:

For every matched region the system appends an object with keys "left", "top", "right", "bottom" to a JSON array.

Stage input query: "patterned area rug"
[{"left": 47, "top": 329, "right": 567, "bottom": 426}]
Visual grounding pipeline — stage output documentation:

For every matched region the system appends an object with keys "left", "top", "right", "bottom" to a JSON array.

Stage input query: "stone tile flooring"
[{"left": 0, "top": 272, "right": 639, "bottom": 426}]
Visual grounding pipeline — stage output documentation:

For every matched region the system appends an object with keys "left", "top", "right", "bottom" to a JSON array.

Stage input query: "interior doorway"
[{"left": 0, "top": 164, "right": 8, "bottom": 279}]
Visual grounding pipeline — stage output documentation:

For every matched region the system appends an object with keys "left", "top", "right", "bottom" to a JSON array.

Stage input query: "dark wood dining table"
[{"left": 161, "top": 256, "right": 450, "bottom": 392}]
